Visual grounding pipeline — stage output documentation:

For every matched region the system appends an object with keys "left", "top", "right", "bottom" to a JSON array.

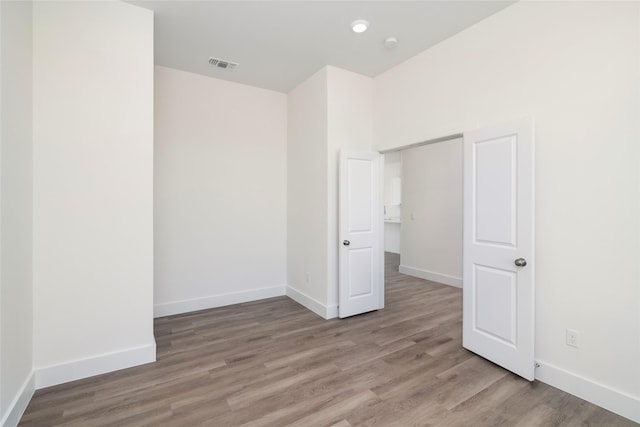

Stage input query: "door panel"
[
  {"left": 339, "top": 150, "right": 383, "bottom": 318},
  {"left": 348, "top": 159, "right": 374, "bottom": 232},
  {"left": 474, "top": 135, "right": 516, "bottom": 246},
  {"left": 463, "top": 118, "right": 535, "bottom": 381},
  {"left": 473, "top": 264, "right": 517, "bottom": 346},
  {"left": 348, "top": 248, "right": 373, "bottom": 297}
]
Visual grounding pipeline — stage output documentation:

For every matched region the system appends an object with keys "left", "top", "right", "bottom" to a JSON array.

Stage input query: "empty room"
[{"left": 1, "top": 0, "right": 639, "bottom": 426}]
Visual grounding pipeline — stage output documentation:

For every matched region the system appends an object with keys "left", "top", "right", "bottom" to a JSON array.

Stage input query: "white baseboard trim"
[
  {"left": 35, "top": 342, "right": 156, "bottom": 389},
  {"left": 399, "top": 265, "right": 462, "bottom": 288},
  {"left": 535, "top": 360, "right": 640, "bottom": 423},
  {"left": 286, "top": 286, "right": 338, "bottom": 319},
  {"left": 154, "top": 285, "right": 286, "bottom": 318},
  {"left": 1, "top": 371, "right": 35, "bottom": 427}
]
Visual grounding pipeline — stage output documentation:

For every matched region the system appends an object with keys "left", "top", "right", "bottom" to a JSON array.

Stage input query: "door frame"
[{"left": 378, "top": 133, "right": 464, "bottom": 156}]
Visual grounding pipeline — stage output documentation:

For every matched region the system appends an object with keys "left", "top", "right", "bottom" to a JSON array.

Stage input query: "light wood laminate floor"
[{"left": 20, "top": 253, "right": 637, "bottom": 426}]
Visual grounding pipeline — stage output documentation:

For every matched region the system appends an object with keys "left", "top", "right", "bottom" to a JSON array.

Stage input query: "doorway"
[
  {"left": 375, "top": 118, "right": 535, "bottom": 381},
  {"left": 382, "top": 137, "right": 464, "bottom": 287}
]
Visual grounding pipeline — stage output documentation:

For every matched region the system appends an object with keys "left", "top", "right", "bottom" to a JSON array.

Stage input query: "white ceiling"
[{"left": 129, "top": 1, "right": 516, "bottom": 93}]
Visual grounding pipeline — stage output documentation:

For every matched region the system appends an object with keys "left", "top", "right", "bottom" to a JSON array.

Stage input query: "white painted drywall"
[
  {"left": 0, "top": 1, "right": 34, "bottom": 424},
  {"left": 287, "top": 66, "right": 373, "bottom": 317},
  {"left": 400, "top": 139, "right": 463, "bottom": 287},
  {"left": 383, "top": 151, "right": 402, "bottom": 208},
  {"left": 287, "top": 68, "right": 329, "bottom": 312},
  {"left": 384, "top": 151, "right": 401, "bottom": 254},
  {"left": 32, "top": 1, "right": 155, "bottom": 385},
  {"left": 154, "top": 66, "right": 287, "bottom": 316},
  {"left": 373, "top": 1, "right": 640, "bottom": 420},
  {"left": 326, "top": 66, "right": 373, "bottom": 311}
]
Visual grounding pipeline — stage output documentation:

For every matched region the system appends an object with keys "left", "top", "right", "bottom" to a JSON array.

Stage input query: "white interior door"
[
  {"left": 463, "top": 118, "right": 535, "bottom": 380},
  {"left": 339, "top": 150, "right": 384, "bottom": 318}
]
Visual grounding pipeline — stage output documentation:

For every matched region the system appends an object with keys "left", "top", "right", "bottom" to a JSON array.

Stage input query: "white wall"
[
  {"left": 287, "top": 66, "right": 373, "bottom": 318},
  {"left": 0, "top": 1, "right": 34, "bottom": 425},
  {"left": 287, "top": 68, "right": 329, "bottom": 315},
  {"left": 383, "top": 151, "right": 402, "bottom": 208},
  {"left": 384, "top": 151, "right": 401, "bottom": 254},
  {"left": 32, "top": 1, "right": 155, "bottom": 388},
  {"left": 154, "top": 66, "right": 287, "bottom": 317},
  {"left": 326, "top": 66, "right": 373, "bottom": 311},
  {"left": 374, "top": 2, "right": 640, "bottom": 421},
  {"left": 399, "top": 139, "right": 462, "bottom": 287}
]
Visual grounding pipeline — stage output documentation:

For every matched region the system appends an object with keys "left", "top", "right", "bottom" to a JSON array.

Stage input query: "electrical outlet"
[{"left": 566, "top": 329, "right": 580, "bottom": 348}]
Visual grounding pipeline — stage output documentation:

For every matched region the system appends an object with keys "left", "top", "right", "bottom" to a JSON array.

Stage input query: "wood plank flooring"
[{"left": 20, "top": 253, "right": 637, "bottom": 426}]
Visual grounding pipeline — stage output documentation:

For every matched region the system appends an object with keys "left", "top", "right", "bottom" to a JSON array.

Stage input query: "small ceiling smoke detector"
[
  {"left": 384, "top": 36, "right": 399, "bottom": 50},
  {"left": 351, "top": 19, "right": 369, "bottom": 33},
  {"left": 208, "top": 57, "right": 238, "bottom": 70}
]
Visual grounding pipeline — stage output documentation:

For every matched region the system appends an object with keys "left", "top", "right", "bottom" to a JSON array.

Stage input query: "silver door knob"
[
  {"left": 343, "top": 240, "right": 350, "bottom": 246},
  {"left": 514, "top": 258, "right": 527, "bottom": 267}
]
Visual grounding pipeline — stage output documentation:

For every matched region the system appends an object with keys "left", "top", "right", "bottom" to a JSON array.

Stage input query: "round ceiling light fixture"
[{"left": 351, "top": 19, "right": 369, "bottom": 33}]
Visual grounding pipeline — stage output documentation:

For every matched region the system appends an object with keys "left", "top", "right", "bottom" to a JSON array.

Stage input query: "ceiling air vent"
[{"left": 208, "top": 57, "right": 238, "bottom": 70}]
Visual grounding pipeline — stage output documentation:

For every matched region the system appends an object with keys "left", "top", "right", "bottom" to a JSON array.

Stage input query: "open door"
[
  {"left": 339, "top": 150, "right": 384, "bottom": 318},
  {"left": 463, "top": 118, "right": 535, "bottom": 380}
]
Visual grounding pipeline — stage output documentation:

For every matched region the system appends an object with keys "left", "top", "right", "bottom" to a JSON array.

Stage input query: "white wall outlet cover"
[{"left": 566, "top": 329, "right": 580, "bottom": 348}]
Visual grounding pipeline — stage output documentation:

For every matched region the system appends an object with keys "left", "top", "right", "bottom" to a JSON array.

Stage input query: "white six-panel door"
[
  {"left": 463, "top": 118, "right": 535, "bottom": 380},
  {"left": 339, "top": 150, "right": 384, "bottom": 318}
]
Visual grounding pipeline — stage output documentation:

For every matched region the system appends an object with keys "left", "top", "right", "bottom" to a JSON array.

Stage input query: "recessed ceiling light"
[{"left": 351, "top": 20, "right": 369, "bottom": 33}]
